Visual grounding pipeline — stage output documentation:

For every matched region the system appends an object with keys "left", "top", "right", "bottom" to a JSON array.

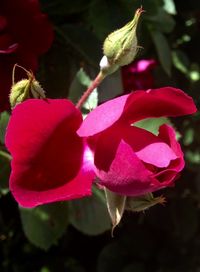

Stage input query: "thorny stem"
[{"left": 76, "top": 71, "right": 106, "bottom": 109}]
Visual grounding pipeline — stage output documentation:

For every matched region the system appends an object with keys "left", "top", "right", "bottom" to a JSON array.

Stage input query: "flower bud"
[
  {"left": 99, "top": 55, "right": 119, "bottom": 76},
  {"left": 102, "top": 7, "right": 143, "bottom": 72},
  {"left": 10, "top": 68, "right": 45, "bottom": 109}
]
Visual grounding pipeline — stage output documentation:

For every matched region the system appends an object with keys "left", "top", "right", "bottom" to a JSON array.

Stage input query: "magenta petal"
[
  {"left": 6, "top": 99, "right": 94, "bottom": 207},
  {"left": 97, "top": 140, "right": 155, "bottom": 196},
  {"left": 135, "top": 59, "right": 157, "bottom": 72},
  {"left": 152, "top": 169, "right": 179, "bottom": 187},
  {"left": 77, "top": 95, "right": 128, "bottom": 136},
  {"left": 78, "top": 87, "right": 196, "bottom": 137},
  {"left": 123, "top": 87, "right": 197, "bottom": 123},
  {"left": 123, "top": 126, "right": 177, "bottom": 168},
  {"left": 158, "top": 124, "right": 184, "bottom": 172},
  {"left": 136, "top": 142, "right": 177, "bottom": 168},
  {"left": 9, "top": 163, "right": 94, "bottom": 208}
]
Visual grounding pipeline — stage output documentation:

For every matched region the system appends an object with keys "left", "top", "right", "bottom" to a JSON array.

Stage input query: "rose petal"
[
  {"left": 123, "top": 87, "right": 197, "bottom": 123},
  {"left": 77, "top": 95, "right": 128, "bottom": 136},
  {"left": 6, "top": 99, "right": 94, "bottom": 207},
  {"left": 78, "top": 87, "right": 196, "bottom": 137},
  {"left": 153, "top": 169, "right": 179, "bottom": 186},
  {"left": 97, "top": 140, "right": 156, "bottom": 196},
  {"left": 123, "top": 126, "right": 177, "bottom": 168},
  {"left": 158, "top": 124, "right": 184, "bottom": 172},
  {"left": 9, "top": 162, "right": 94, "bottom": 208}
]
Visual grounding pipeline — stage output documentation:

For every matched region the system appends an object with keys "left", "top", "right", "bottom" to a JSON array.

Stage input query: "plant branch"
[{"left": 76, "top": 71, "right": 106, "bottom": 109}]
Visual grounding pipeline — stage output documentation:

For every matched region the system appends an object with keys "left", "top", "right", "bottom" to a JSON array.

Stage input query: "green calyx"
[
  {"left": 103, "top": 7, "right": 143, "bottom": 68},
  {"left": 126, "top": 193, "right": 166, "bottom": 212}
]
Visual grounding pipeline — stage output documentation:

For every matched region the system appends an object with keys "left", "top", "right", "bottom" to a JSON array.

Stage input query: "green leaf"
[
  {"left": 183, "top": 128, "right": 194, "bottom": 146},
  {"left": 163, "top": 0, "right": 177, "bottom": 15},
  {"left": 20, "top": 202, "right": 69, "bottom": 250},
  {"left": 83, "top": 89, "right": 98, "bottom": 111},
  {"left": 68, "top": 68, "right": 90, "bottom": 104},
  {"left": 134, "top": 117, "right": 171, "bottom": 135},
  {"left": 0, "top": 111, "right": 10, "bottom": 144},
  {"left": 76, "top": 68, "right": 92, "bottom": 87},
  {"left": 40, "top": 0, "right": 90, "bottom": 17},
  {"left": 87, "top": 0, "right": 128, "bottom": 41},
  {"left": 69, "top": 186, "right": 111, "bottom": 235},
  {"left": 0, "top": 154, "right": 10, "bottom": 196},
  {"left": 186, "top": 150, "right": 200, "bottom": 165},
  {"left": 134, "top": 117, "right": 181, "bottom": 140},
  {"left": 37, "top": 42, "right": 78, "bottom": 99},
  {"left": 146, "top": 9, "right": 175, "bottom": 33},
  {"left": 150, "top": 30, "right": 172, "bottom": 76},
  {"left": 56, "top": 24, "right": 101, "bottom": 67},
  {"left": 98, "top": 70, "right": 123, "bottom": 102},
  {"left": 68, "top": 68, "right": 89, "bottom": 104},
  {"left": 68, "top": 68, "right": 98, "bottom": 111},
  {"left": 172, "top": 50, "right": 190, "bottom": 74}
]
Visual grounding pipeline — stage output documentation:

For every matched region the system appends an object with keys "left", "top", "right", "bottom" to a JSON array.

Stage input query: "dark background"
[{"left": 1, "top": 0, "right": 200, "bottom": 271}]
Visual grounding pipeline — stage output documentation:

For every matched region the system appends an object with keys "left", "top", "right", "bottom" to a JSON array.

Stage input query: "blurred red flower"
[
  {"left": 121, "top": 59, "right": 157, "bottom": 93},
  {"left": 0, "top": 0, "right": 53, "bottom": 112}
]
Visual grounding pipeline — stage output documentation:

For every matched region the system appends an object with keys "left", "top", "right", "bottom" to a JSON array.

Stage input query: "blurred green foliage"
[{"left": 1, "top": 0, "right": 200, "bottom": 271}]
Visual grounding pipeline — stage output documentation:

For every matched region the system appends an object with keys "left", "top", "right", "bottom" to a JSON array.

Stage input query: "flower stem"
[
  {"left": 76, "top": 71, "right": 106, "bottom": 109},
  {"left": 0, "top": 150, "right": 12, "bottom": 161}
]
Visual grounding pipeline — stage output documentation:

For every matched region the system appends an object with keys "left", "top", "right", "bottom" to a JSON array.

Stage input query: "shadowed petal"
[{"left": 6, "top": 99, "right": 94, "bottom": 207}]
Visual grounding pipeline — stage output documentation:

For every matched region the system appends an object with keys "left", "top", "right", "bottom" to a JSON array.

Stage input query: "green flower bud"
[
  {"left": 99, "top": 55, "right": 119, "bottom": 76},
  {"left": 10, "top": 66, "right": 45, "bottom": 109},
  {"left": 102, "top": 7, "right": 143, "bottom": 69}
]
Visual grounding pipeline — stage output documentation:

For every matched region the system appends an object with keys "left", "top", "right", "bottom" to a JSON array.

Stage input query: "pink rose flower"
[
  {"left": 5, "top": 88, "right": 197, "bottom": 207},
  {"left": 78, "top": 87, "right": 197, "bottom": 196},
  {"left": 121, "top": 59, "right": 157, "bottom": 93},
  {"left": 5, "top": 99, "right": 95, "bottom": 207},
  {"left": 0, "top": 0, "right": 53, "bottom": 112}
]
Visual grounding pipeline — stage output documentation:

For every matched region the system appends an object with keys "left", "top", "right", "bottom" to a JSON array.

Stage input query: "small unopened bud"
[
  {"left": 10, "top": 65, "right": 45, "bottom": 109},
  {"left": 101, "top": 7, "right": 143, "bottom": 75}
]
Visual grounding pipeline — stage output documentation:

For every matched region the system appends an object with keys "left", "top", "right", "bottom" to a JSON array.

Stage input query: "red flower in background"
[
  {"left": 121, "top": 59, "right": 156, "bottom": 93},
  {"left": 5, "top": 99, "right": 95, "bottom": 207},
  {"left": 78, "top": 87, "right": 197, "bottom": 197},
  {"left": 0, "top": 0, "right": 53, "bottom": 112}
]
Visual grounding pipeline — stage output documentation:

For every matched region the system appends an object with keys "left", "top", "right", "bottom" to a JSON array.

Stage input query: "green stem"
[
  {"left": 76, "top": 71, "right": 106, "bottom": 109},
  {"left": 0, "top": 150, "right": 12, "bottom": 161}
]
